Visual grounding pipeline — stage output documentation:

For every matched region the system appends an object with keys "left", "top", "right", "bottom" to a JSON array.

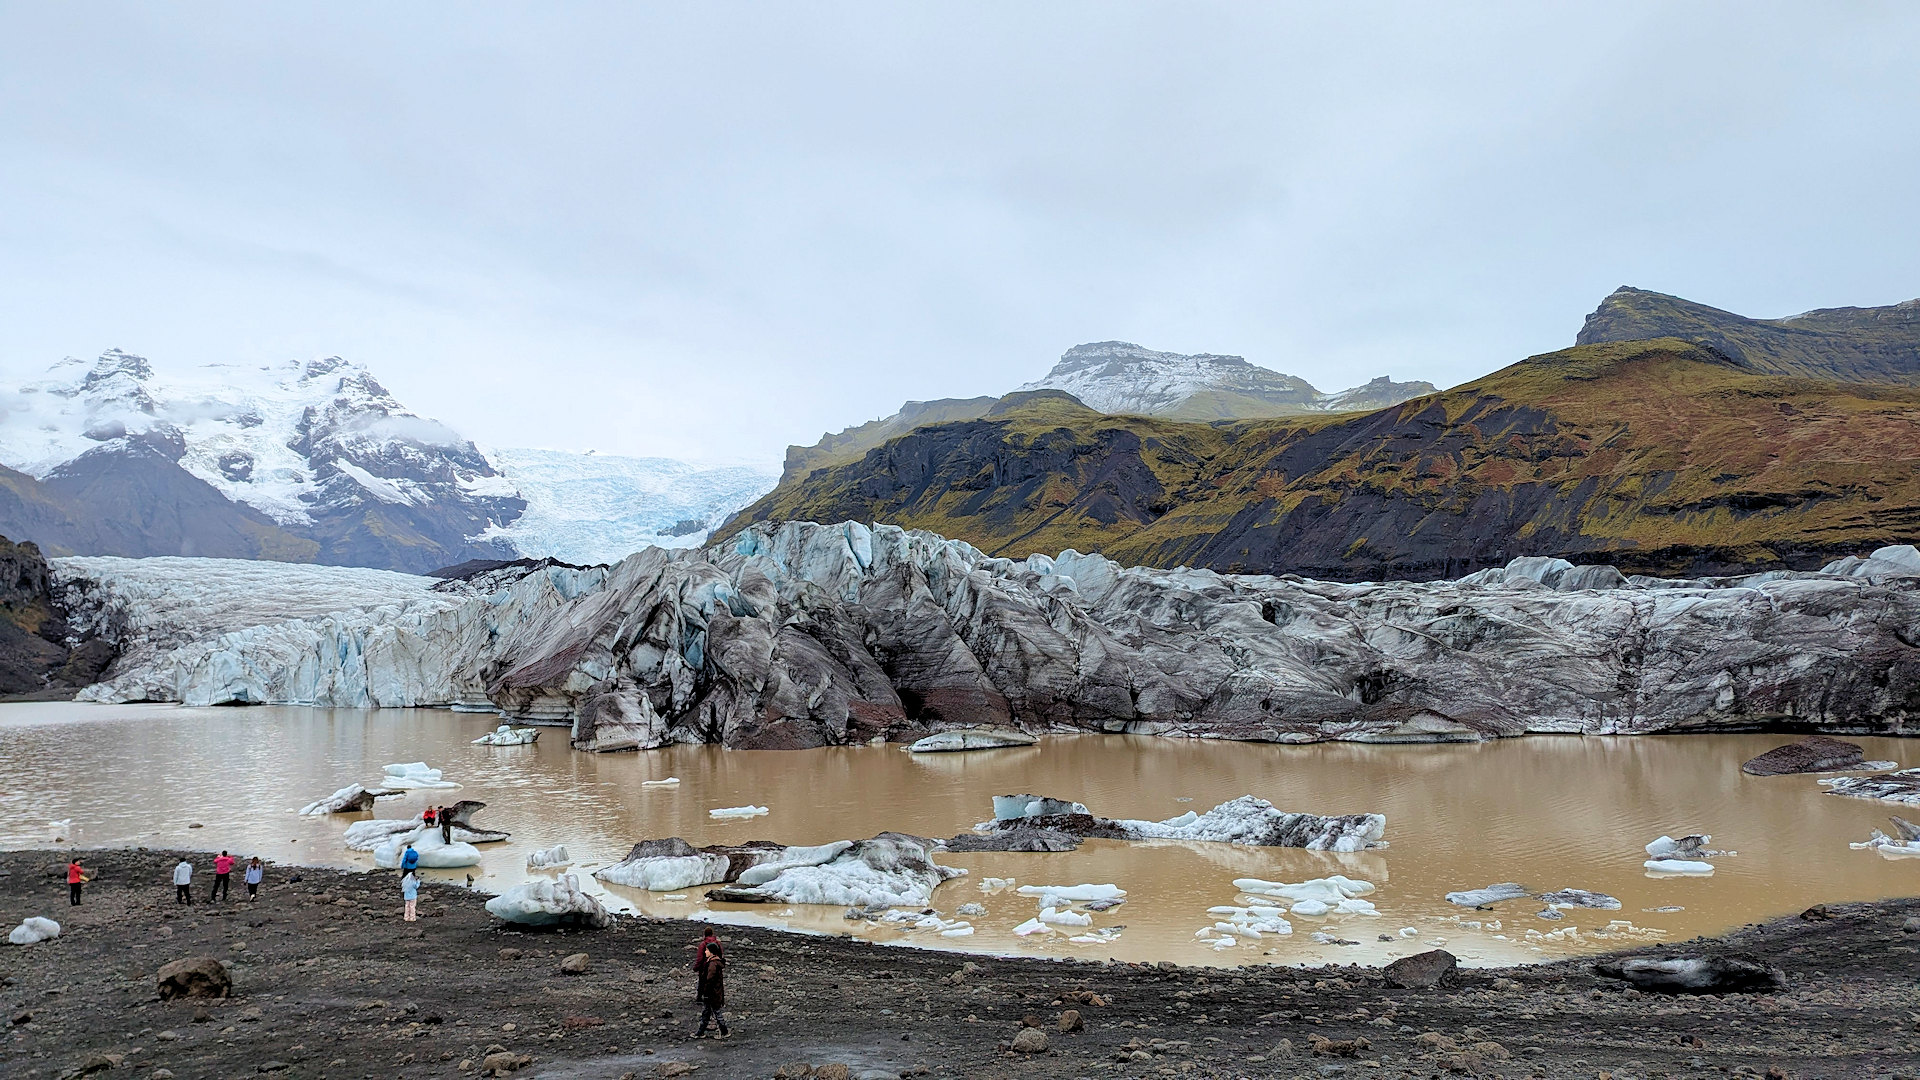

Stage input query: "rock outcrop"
[
  {"left": 0, "top": 534, "right": 115, "bottom": 699},
  {"left": 52, "top": 521, "right": 1920, "bottom": 749},
  {"left": 1742, "top": 735, "right": 1873, "bottom": 776}
]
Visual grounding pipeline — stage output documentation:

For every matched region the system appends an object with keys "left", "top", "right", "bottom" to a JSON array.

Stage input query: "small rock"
[
  {"left": 257, "top": 1063, "right": 291, "bottom": 1073},
  {"left": 1902, "top": 916, "right": 1920, "bottom": 934},
  {"left": 155, "top": 1030, "right": 180, "bottom": 1042},
  {"left": 1470, "top": 1041, "right": 1510, "bottom": 1061},
  {"left": 152, "top": 1071, "right": 175, "bottom": 1080},
  {"left": 657, "top": 1063, "right": 695, "bottom": 1078},
  {"left": 498, "top": 948, "right": 523, "bottom": 960},
  {"left": 156, "top": 956, "right": 232, "bottom": 1000},
  {"left": 1800, "top": 904, "right": 1835, "bottom": 920},
  {"left": 1010, "top": 1028, "right": 1048, "bottom": 1053},
  {"left": 10, "top": 1010, "right": 30, "bottom": 1025},
  {"left": 1307, "top": 1034, "right": 1369, "bottom": 1057},
  {"left": 192, "top": 1009, "right": 212, "bottom": 1023},
  {"left": 76, "top": 1053, "right": 123, "bottom": 1074},
  {"left": 1382, "top": 949, "right": 1456, "bottom": 989},
  {"left": 774, "top": 1065, "right": 813, "bottom": 1078},
  {"left": 481, "top": 1051, "right": 533, "bottom": 1076},
  {"left": 1490, "top": 977, "right": 1520, "bottom": 992},
  {"left": 813, "top": 1066, "right": 851, "bottom": 1080},
  {"left": 559, "top": 952, "right": 590, "bottom": 975},
  {"left": 1057, "top": 1009, "right": 1083, "bottom": 1033}
]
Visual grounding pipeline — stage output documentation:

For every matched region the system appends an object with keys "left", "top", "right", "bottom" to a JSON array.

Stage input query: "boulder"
[
  {"left": 1010, "top": 1028, "right": 1049, "bottom": 1053},
  {"left": 156, "top": 956, "right": 232, "bottom": 999},
  {"left": 559, "top": 952, "right": 590, "bottom": 975},
  {"left": 1592, "top": 955, "right": 1786, "bottom": 994},
  {"left": 1382, "top": 949, "right": 1457, "bottom": 989},
  {"left": 1741, "top": 735, "right": 1868, "bottom": 776},
  {"left": 1057, "top": 1009, "right": 1083, "bottom": 1032}
]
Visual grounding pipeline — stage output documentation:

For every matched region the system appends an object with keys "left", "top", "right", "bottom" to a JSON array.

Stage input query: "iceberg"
[
  {"left": 526, "top": 845, "right": 571, "bottom": 870},
  {"left": 1234, "top": 875, "right": 1377, "bottom": 914},
  {"left": 705, "top": 834, "right": 964, "bottom": 908},
  {"left": 1013, "top": 917, "right": 1050, "bottom": 936},
  {"left": 1644, "top": 834, "right": 1727, "bottom": 859},
  {"left": 1015, "top": 883, "right": 1127, "bottom": 905},
  {"left": 373, "top": 824, "right": 481, "bottom": 869},
  {"left": 473, "top": 724, "right": 539, "bottom": 746},
  {"left": 594, "top": 839, "right": 739, "bottom": 892},
  {"left": 709, "top": 805, "right": 769, "bottom": 819},
  {"left": 1849, "top": 815, "right": 1920, "bottom": 856},
  {"left": 1036, "top": 906, "right": 1093, "bottom": 926},
  {"left": 1643, "top": 859, "right": 1715, "bottom": 875},
  {"left": 1826, "top": 768, "right": 1920, "bottom": 806},
  {"left": 343, "top": 801, "right": 507, "bottom": 850},
  {"left": 484, "top": 873, "right": 611, "bottom": 928},
  {"left": 1535, "top": 888, "right": 1622, "bottom": 910},
  {"left": 382, "top": 762, "right": 458, "bottom": 790},
  {"left": 991, "top": 793, "right": 1386, "bottom": 851},
  {"left": 640, "top": 777, "right": 681, "bottom": 788},
  {"left": 299, "top": 784, "right": 401, "bottom": 815},
  {"left": 8, "top": 917, "right": 60, "bottom": 946}
]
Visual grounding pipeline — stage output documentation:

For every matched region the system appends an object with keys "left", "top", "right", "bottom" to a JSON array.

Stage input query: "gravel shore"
[{"left": 4, "top": 848, "right": 1918, "bottom": 1080}]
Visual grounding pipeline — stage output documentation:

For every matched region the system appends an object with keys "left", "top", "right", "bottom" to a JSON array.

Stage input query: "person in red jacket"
[
  {"left": 66, "top": 857, "right": 89, "bottom": 906},
  {"left": 211, "top": 851, "right": 235, "bottom": 901}
]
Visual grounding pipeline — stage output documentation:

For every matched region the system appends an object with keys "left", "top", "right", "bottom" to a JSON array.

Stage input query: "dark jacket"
[{"left": 695, "top": 939, "right": 725, "bottom": 1006}]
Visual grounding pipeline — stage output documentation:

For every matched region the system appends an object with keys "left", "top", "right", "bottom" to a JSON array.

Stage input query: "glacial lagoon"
[{"left": 3, "top": 701, "right": 1915, "bottom": 968}]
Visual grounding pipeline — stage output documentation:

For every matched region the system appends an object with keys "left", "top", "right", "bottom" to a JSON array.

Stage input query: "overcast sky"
[{"left": 2, "top": 4, "right": 1916, "bottom": 466}]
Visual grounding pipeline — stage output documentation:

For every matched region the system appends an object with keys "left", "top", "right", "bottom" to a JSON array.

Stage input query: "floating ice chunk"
[
  {"left": 1826, "top": 768, "right": 1920, "bottom": 805},
  {"left": 484, "top": 873, "right": 610, "bottom": 928},
  {"left": 1398, "top": 927, "right": 1419, "bottom": 937},
  {"left": 1445, "top": 882, "right": 1530, "bottom": 907},
  {"left": 659, "top": 894, "right": 689, "bottom": 901},
  {"left": 1016, "top": 883, "right": 1126, "bottom": 905},
  {"left": 709, "top": 805, "right": 769, "bottom": 819},
  {"left": 372, "top": 824, "right": 481, "bottom": 868},
  {"left": 957, "top": 902, "right": 988, "bottom": 917},
  {"left": 47, "top": 820, "right": 71, "bottom": 843},
  {"left": 640, "top": 777, "right": 681, "bottom": 787},
  {"left": 597, "top": 847, "right": 734, "bottom": 892},
  {"left": 1233, "top": 876, "right": 1375, "bottom": 904},
  {"left": 979, "top": 877, "right": 1016, "bottom": 891},
  {"left": 1644, "top": 859, "right": 1715, "bottom": 875},
  {"left": 993, "top": 795, "right": 1088, "bottom": 821},
  {"left": 940, "top": 925, "right": 975, "bottom": 937},
  {"left": 8, "top": 917, "right": 60, "bottom": 945},
  {"left": 526, "top": 845, "right": 571, "bottom": 870},
  {"left": 705, "top": 834, "right": 964, "bottom": 908},
  {"left": 300, "top": 784, "right": 401, "bottom": 815},
  {"left": 1290, "top": 898, "right": 1331, "bottom": 916},
  {"left": 381, "top": 762, "right": 458, "bottom": 789},
  {"left": 473, "top": 724, "right": 538, "bottom": 746},
  {"left": 1013, "top": 917, "right": 1050, "bottom": 936},
  {"left": 1037, "top": 906, "right": 1092, "bottom": 926},
  {"left": 1069, "top": 927, "right": 1123, "bottom": 944},
  {"left": 1115, "top": 796, "right": 1386, "bottom": 850},
  {"left": 1645, "top": 834, "right": 1726, "bottom": 859}
]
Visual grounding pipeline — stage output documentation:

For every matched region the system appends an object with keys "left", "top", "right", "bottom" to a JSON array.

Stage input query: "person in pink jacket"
[{"left": 211, "top": 851, "right": 235, "bottom": 901}]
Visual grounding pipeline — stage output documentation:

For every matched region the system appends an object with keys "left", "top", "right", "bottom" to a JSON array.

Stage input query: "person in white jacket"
[{"left": 172, "top": 859, "right": 193, "bottom": 905}]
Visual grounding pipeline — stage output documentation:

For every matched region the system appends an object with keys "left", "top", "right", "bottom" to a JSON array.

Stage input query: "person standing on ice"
[
  {"left": 690, "top": 926, "right": 730, "bottom": 1039},
  {"left": 211, "top": 850, "right": 234, "bottom": 901},
  {"left": 438, "top": 806, "right": 453, "bottom": 846},
  {"left": 400, "top": 869, "right": 420, "bottom": 922},
  {"left": 243, "top": 857, "right": 264, "bottom": 901},
  {"left": 65, "top": 856, "right": 89, "bottom": 906},
  {"left": 172, "top": 858, "right": 193, "bottom": 904}
]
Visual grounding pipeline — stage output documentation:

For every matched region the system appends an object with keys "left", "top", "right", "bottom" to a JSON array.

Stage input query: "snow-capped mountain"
[
  {"left": 485, "top": 448, "right": 777, "bottom": 565},
  {"left": 1015, "top": 341, "right": 1435, "bottom": 420},
  {"left": 0, "top": 350, "right": 776, "bottom": 571}
]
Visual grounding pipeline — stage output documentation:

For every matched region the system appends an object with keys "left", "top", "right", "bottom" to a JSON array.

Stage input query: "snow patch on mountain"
[
  {"left": 1015, "top": 341, "right": 1434, "bottom": 418},
  {"left": 485, "top": 448, "right": 777, "bottom": 564}
]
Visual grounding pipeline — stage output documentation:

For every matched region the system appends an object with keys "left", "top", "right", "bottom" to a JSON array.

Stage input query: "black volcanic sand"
[{"left": 4, "top": 850, "right": 1920, "bottom": 1080}]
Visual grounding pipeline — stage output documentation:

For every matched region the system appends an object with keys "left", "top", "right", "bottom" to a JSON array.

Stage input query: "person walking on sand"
[
  {"left": 243, "top": 856, "right": 264, "bottom": 901},
  {"left": 66, "top": 856, "right": 89, "bottom": 906},
  {"left": 401, "top": 869, "right": 420, "bottom": 922},
  {"left": 690, "top": 926, "right": 730, "bottom": 1039},
  {"left": 172, "top": 858, "right": 193, "bottom": 904},
  {"left": 211, "top": 850, "right": 234, "bottom": 901}
]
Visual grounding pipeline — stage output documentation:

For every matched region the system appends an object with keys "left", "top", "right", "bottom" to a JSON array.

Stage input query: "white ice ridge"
[
  {"left": 526, "top": 845, "right": 571, "bottom": 870},
  {"left": 484, "top": 873, "right": 611, "bottom": 928},
  {"left": 1235, "top": 876, "right": 1378, "bottom": 916},
  {"left": 381, "top": 762, "right": 458, "bottom": 789},
  {"left": 709, "top": 805, "right": 769, "bottom": 819},
  {"left": 8, "top": 917, "right": 60, "bottom": 945}
]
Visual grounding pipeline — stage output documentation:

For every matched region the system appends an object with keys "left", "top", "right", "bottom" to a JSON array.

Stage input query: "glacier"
[
  {"left": 484, "top": 447, "right": 777, "bottom": 562},
  {"left": 45, "top": 521, "right": 1920, "bottom": 753}
]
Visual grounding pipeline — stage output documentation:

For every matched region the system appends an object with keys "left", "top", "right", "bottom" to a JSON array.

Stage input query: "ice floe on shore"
[
  {"left": 485, "top": 873, "right": 611, "bottom": 928},
  {"left": 8, "top": 917, "right": 60, "bottom": 945},
  {"left": 372, "top": 825, "right": 482, "bottom": 869},
  {"left": 526, "top": 845, "right": 571, "bottom": 870}
]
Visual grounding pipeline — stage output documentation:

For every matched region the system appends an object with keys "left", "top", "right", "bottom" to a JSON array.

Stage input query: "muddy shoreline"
[{"left": 5, "top": 848, "right": 1919, "bottom": 1080}]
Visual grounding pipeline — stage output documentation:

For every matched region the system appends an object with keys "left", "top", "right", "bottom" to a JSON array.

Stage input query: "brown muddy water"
[{"left": 2, "top": 702, "right": 1915, "bottom": 968}]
